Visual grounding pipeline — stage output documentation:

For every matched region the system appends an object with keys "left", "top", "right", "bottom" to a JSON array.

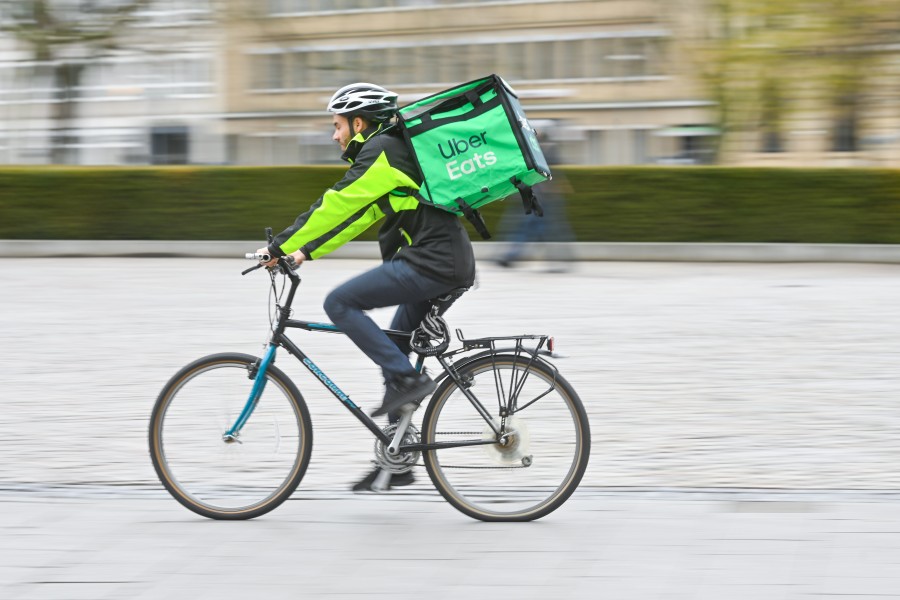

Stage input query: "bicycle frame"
[{"left": 224, "top": 261, "right": 504, "bottom": 453}]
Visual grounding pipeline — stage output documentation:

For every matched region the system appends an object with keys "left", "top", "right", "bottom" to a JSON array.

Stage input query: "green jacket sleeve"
[{"left": 270, "top": 140, "right": 419, "bottom": 259}]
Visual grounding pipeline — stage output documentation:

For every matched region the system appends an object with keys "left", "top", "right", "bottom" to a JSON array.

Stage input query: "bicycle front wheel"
[
  {"left": 422, "top": 354, "right": 590, "bottom": 521},
  {"left": 149, "top": 352, "right": 312, "bottom": 520}
]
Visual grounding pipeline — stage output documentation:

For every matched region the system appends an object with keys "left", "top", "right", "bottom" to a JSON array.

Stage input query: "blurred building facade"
[
  {"left": 0, "top": 1, "right": 226, "bottom": 165},
  {"left": 224, "top": 0, "right": 713, "bottom": 166},
  {"left": 1, "top": 0, "right": 899, "bottom": 166}
]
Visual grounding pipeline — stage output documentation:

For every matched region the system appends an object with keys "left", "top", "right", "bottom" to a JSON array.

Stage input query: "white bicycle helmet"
[{"left": 327, "top": 82, "right": 398, "bottom": 124}]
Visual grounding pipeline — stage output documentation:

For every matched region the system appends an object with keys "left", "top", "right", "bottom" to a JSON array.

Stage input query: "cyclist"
[{"left": 256, "top": 83, "right": 476, "bottom": 491}]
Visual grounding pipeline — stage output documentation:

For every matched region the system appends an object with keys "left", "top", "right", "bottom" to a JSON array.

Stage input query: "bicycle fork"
[{"left": 223, "top": 343, "right": 278, "bottom": 442}]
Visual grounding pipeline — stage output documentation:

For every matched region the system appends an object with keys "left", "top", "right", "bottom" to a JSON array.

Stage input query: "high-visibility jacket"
[{"left": 268, "top": 124, "right": 475, "bottom": 287}]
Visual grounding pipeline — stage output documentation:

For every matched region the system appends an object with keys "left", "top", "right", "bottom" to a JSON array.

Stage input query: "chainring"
[{"left": 374, "top": 422, "right": 421, "bottom": 474}]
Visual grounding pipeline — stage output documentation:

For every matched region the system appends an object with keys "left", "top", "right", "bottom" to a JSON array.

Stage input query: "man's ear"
[{"left": 352, "top": 116, "right": 367, "bottom": 134}]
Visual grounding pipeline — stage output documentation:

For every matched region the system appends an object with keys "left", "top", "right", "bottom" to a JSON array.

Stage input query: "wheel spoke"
[
  {"left": 423, "top": 356, "right": 590, "bottom": 521},
  {"left": 150, "top": 354, "right": 311, "bottom": 519}
]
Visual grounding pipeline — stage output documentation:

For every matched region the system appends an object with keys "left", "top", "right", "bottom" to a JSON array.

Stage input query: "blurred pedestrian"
[{"left": 495, "top": 130, "right": 574, "bottom": 271}]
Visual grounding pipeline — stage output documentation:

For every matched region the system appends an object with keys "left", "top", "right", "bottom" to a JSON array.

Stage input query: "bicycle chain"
[
  {"left": 425, "top": 431, "right": 528, "bottom": 469},
  {"left": 410, "top": 462, "right": 527, "bottom": 470}
]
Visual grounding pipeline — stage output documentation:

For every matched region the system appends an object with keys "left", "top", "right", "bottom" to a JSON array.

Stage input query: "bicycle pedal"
[{"left": 370, "top": 470, "right": 392, "bottom": 492}]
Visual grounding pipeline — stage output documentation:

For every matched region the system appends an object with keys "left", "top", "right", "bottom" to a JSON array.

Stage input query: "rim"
[
  {"left": 154, "top": 361, "right": 305, "bottom": 514},
  {"left": 426, "top": 360, "right": 585, "bottom": 519}
]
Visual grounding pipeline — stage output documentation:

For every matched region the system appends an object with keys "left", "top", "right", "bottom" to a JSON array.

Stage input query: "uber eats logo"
[{"left": 437, "top": 132, "right": 497, "bottom": 180}]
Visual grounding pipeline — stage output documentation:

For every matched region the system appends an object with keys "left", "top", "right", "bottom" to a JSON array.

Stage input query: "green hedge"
[
  {"left": 0, "top": 166, "right": 342, "bottom": 241},
  {"left": 1, "top": 166, "right": 899, "bottom": 243}
]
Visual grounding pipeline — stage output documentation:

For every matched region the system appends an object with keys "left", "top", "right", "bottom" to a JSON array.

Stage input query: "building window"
[
  {"left": 761, "top": 131, "right": 783, "bottom": 153},
  {"left": 247, "top": 54, "right": 276, "bottom": 90},
  {"left": 268, "top": 54, "right": 285, "bottom": 89},
  {"left": 251, "top": 33, "right": 669, "bottom": 92},
  {"left": 633, "top": 130, "right": 648, "bottom": 164},
  {"left": 533, "top": 41, "right": 556, "bottom": 80},
  {"left": 680, "top": 132, "right": 716, "bottom": 164},
  {"left": 585, "top": 39, "right": 606, "bottom": 78},
  {"left": 758, "top": 78, "right": 784, "bottom": 153},
  {"left": 832, "top": 114, "right": 858, "bottom": 152},
  {"left": 267, "top": 0, "right": 563, "bottom": 14},
  {"left": 151, "top": 126, "right": 189, "bottom": 164},
  {"left": 289, "top": 52, "right": 307, "bottom": 88}
]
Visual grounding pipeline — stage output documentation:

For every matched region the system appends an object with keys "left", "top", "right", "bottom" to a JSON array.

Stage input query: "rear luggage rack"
[{"left": 456, "top": 329, "right": 550, "bottom": 354}]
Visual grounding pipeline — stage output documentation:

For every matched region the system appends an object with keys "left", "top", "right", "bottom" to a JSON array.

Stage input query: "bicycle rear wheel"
[
  {"left": 149, "top": 352, "right": 312, "bottom": 519},
  {"left": 422, "top": 354, "right": 590, "bottom": 521}
]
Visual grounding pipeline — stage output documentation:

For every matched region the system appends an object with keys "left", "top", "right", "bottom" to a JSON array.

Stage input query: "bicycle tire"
[
  {"left": 149, "top": 352, "right": 313, "bottom": 520},
  {"left": 422, "top": 354, "right": 590, "bottom": 522}
]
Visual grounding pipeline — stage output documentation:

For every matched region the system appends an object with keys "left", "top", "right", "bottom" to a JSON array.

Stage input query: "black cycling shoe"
[
  {"left": 351, "top": 467, "right": 415, "bottom": 492},
  {"left": 391, "top": 470, "right": 415, "bottom": 487},
  {"left": 371, "top": 372, "right": 436, "bottom": 417}
]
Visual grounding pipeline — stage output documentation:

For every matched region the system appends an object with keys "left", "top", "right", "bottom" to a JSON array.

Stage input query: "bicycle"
[{"left": 149, "top": 232, "right": 591, "bottom": 522}]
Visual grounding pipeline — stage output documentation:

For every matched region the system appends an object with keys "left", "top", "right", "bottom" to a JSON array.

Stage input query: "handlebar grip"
[{"left": 241, "top": 248, "right": 299, "bottom": 277}]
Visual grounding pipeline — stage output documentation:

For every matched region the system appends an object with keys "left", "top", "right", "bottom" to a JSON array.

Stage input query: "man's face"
[{"left": 332, "top": 114, "right": 352, "bottom": 151}]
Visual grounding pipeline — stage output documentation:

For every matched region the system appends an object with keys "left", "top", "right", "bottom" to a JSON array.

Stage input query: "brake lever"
[
  {"left": 269, "top": 255, "right": 298, "bottom": 276},
  {"left": 242, "top": 252, "right": 270, "bottom": 276}
]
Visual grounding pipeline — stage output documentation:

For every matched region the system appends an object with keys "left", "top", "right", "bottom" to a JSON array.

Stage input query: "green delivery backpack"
[{"left": 396, "top": 75, "right": 551, "bottom": 239}]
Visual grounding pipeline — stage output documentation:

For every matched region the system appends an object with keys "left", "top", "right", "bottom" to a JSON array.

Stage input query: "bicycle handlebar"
[
  {"left": 241, "top": 252, "right": 298, "bottom": 276},
  {"left": 241, "top": 228, "right": 299, "bottom": 276}
]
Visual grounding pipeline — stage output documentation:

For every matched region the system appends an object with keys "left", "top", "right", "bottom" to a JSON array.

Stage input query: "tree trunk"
[{"left": 49, "top": 62, "right": 84, "bottom": 164}]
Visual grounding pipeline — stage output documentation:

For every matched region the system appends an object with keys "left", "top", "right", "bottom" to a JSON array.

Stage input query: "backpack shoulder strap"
[{"left": 392, "top": 186, "right": 423, "bottom": 200}]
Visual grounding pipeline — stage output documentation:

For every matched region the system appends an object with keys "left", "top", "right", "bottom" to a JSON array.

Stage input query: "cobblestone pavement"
[
  {"left": 3, "top": 257, "right": 900, "bottom": 598},
  {"left": 3, "top": 258, "right": 900, "bottom": 494}
]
